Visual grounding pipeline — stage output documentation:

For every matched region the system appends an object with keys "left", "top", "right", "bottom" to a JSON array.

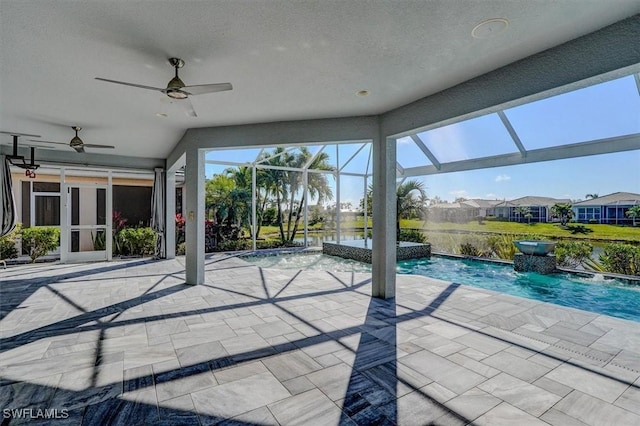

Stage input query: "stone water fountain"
[{"left": 513, "top": 240, "right": 557, "bottom": 274}]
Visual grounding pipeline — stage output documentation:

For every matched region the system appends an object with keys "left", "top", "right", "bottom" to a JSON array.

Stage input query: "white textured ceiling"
[{"left": 1, "top": 0, "right": 638, "bottom": 160}]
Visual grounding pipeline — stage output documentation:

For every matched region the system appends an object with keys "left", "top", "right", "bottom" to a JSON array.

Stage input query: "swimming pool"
[{"left": 243, "top": 253, "right": 640, "bottom": 322}]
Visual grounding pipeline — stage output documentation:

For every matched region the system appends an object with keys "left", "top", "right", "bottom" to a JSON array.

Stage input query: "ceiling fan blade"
[
  {"left": 95, "top": 77, "right": 165, "bottom": 92},
  {"left": 183, "top": 83, "right": 233, "bottom": 95},
  {"left": 182, "top": 98, "right": 197, "bottom": 118},
  {"left": 83, "top": 144, "right": 115, "bottom": 149},
  {"left": 30, "top": 139, "right": 69, "bottom": 146}
]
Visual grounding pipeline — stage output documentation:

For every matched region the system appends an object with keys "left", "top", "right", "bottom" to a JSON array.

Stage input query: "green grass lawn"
[
  {"left": 256, "top": 220, "right": 640, "bottom": 244},
  {"left": 402, "top": 219, "right": 640, "bottom": 243}
]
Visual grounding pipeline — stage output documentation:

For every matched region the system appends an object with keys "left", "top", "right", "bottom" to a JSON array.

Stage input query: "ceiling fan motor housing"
[{"left": 70, "top": 135, "right": 83, "bottom": 148}]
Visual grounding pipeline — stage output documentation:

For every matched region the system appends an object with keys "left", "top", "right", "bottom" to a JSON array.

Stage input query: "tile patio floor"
[{"left": 1, "top": 255, "right": 639, "bottom": 425}]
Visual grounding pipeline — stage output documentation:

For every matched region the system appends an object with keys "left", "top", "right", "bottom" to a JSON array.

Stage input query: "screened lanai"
[
  {"left": 166, "top": 64, "right": 640, "bottom": 299},
  {"left": 184, "top": 72, "right": 639, "bottom": 271}
]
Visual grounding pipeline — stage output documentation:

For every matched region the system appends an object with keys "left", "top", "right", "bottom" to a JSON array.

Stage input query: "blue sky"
[{"left": 206, "top": 74, "right": 640, "bottom": 207}]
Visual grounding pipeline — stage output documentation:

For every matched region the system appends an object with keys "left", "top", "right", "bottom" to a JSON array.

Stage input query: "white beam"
[
  {"left": 0, "top": 145, "right": 164, "bottom": 171},
  {"left": 339, "top": 143, "right": 367, "bottom": 172},
  {"left": 409, "top": 135, "right": 441, "bottom": 170},
  {"left": 497, "top": 111, "right": 527, "bottom": 157},
  {"left": 402, "top": 133, "right": 640, "bottom": 177},
  {"left": 305, "top": 145, "right": 327, "bottom": 169},
  {"left": 256, "top": 146, "right": 298, "bottom": 164},
  {"left": 168, "top": 116, "right": 379, "bottom": 165}
]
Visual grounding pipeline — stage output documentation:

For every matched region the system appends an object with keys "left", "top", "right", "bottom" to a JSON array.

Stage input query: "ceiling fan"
[
  {"left": 95, "top": 58, "right": 233, "bottom": 117},
  {"left": 32, "top": 126, "right": 115, "bottom": 153}
]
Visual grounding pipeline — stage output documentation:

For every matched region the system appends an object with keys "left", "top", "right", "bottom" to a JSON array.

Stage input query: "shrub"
[
  {"left": 458, "top": 235, "right": 492, "bottom": 257},
  {"left": 487, "top": 234, "right": 518, "bottom": 260},
  {"left": 487, "top": 233, "right": 544, "bottom": 260},
  {"left": 92, "top": 229, "right": 107, "bottom": 251},
  {"left": 599, "top": 243, "right": 640, "bottom": 276},
  {"left": 398, "top": 229, "right": 427, "bottom": 243},
  {"left": 0, "top": 223, "right": 22, "bottom": 260},
  {"left": 459, "top": 243, "right": 480, "bottom": 257},
  {"left": 256, "top": 240, "right": 302, "bottom": 250},
  {"left": 21, "top": 226, "right": 60, "bottom": 263},
  {"left": 554, "top": 241, "right": 593, "bottom": 268},
  {"left": 177, "top": 242, "right": 186, "bottom": 256},
  {"left": 118, "top": 227, "right": 156, "bottom": 256},
  {"left": 215, "top": 239, "right": 251, "bottom": 251}
]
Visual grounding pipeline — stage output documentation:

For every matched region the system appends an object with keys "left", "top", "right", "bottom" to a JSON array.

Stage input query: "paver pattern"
[{"left": 1, "top": 255, "right": 639, "bottom": 425}]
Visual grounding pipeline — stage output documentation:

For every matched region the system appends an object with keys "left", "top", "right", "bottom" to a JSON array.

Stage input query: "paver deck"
[{"left": 1, "top": 255, "right": 639, "bottom": 425}]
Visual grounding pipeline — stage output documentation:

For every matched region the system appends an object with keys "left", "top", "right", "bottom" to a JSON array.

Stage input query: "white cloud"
[
  {"left": 449, "top": 190, "right": 469, "bottom": 199},
  {"left": 495, "top": 174, "right": 511, "bottom": 182}
]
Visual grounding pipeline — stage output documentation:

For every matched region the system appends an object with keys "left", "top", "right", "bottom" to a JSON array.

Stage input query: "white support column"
[
  {"left": 363, "top": 175, "right": 368, "bottom": 244},
  {"left": 59, "top": 168, "right": 68, "bottom": 263},
  {"left": 372, "top": 135, "right": 396, "bottom": 299},
  {"left": 336, "top": 146, "right": 340, "bottom": 243},
  {"left": 252, "top": 165, "right": 257, "bottom": 251},
  {"left": 106, "top": 171, "right": 113, "bottom": 261},
  {"left": 165, "top": 170, "right": 176, "bottom": 259},
  {"left": 185, "top": 148, "right": 205, "bottom": 285},
  {"left": 303, "top": 169, "right": 308, "bottom": 246}
]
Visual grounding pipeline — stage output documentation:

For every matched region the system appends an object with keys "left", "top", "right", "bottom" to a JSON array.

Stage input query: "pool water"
[{"left": 244, "top": 253, "right": 640, "bottom": 322}]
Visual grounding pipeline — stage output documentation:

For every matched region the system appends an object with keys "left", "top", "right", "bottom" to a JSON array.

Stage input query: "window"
[
  {"left": 113, "top": 185, "right": 152, "bottom": 227},
  {"left": 34, "top": 196, "right": 60, "bottom": 226}
]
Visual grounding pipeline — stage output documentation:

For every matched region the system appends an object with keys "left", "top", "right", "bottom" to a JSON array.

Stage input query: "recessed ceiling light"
[
  {"left": 156, "top": 113, "right": 168, "bottom": 118},
  {"left": 472, "top": 18, "right": 509, "bottom": 39},
  {"left": 356, "top": 90, "right": 369, "bottom": 97}
]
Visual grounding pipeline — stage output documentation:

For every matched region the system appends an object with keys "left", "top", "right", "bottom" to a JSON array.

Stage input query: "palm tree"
[
  {"left": 396, "top": 180, "right": 427, "bottom": 240},
  {"left": 286, "top": 148, "right": 335, "bottom": 242},
  {"left": 205, "top": 175, "right": 234, "bottom": 224},
  {"left": 585, "top": 193, "right": 599, "bottom": 200},
  {"left": 261, "top": 148, "right": 292, "bottom": 242},
  {"left": 223, "top": 166, "right": 253, "bottom": 228},
  {"left": 626, "top": 205, "right": 640, "bottom": 226},
  {"left": 206, "top": 173, "right": 251, "bottom": 230}
]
